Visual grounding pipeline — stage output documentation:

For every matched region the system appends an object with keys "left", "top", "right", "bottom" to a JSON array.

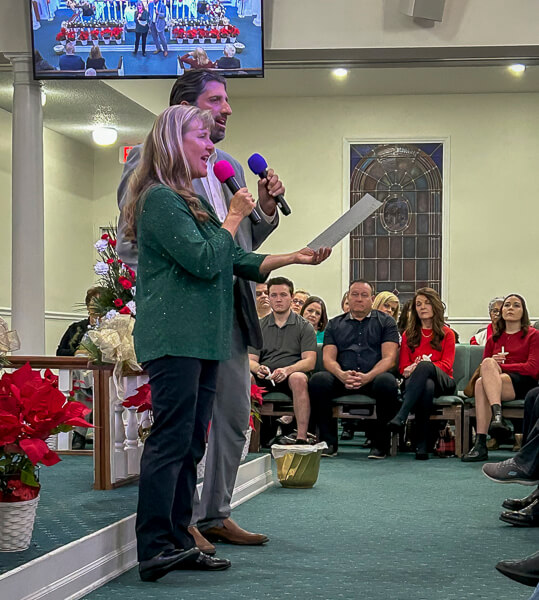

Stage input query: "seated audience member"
[
  {"left": 85, "top": 68, "right": 97, "bottom": 77},
  {"left": 34, "top": 49, "right": 55, "bottom": 72},
  {"left": 397, "top": 299, "right": 413, "bottom": 335},
  {"left": 462, "top": 293, "right": 539, "bottom": 462},
  {"left": 86, "top": 45, "right": 107, "bottom": 70},
  {"left": 300, "top": 296, "right": 328, "bottom": 343},
  {"left": 291, "top": 288, "right": 310, "bottom": 314},
  {"left": 309, "top": 279, "right": 400, "bottom": 458},
  {"left": 216, "top": 44, "right": 241, "bottom": 69},
  {"left": 255, "top": 282, "right": 271, "bottom": 319},
  {"left": 56, "top": 286, "right": 103, "bottom": 356},
  {"left": 249, "top": 277, "right": 317, "bottom": 444},
  {"left": 373, "top": 291, "right": 399, "bottom": 321},
  {"left": 482, "top": 388, "right": 539, "bottom": 527},
  {"left": 341, "top": 291, "right": 350, "bottom": 314},
  {"left": 470, "top": 296, "right": 504, "bottom": 345},
  {"left": 180, "top": 48, "right": 216, "bottom": 69},
  {"left": 388, "top": 288, "right": 456, "bottom": 459},
  {"left": 59, "top": 42, "right": 85, "bottom": 71},
  {"left": 56, "top": 286, "right": 103, "bottom": 449}
]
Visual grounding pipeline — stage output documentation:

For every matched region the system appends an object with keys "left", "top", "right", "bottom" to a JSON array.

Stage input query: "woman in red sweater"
[
  {"left": 462, "top": 293, "right": 539, "bottom": 462},
  {"left": 388, "top": 288, "right": 456, "bottom": 459}
]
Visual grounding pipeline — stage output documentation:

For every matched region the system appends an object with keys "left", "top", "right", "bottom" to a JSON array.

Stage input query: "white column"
[{"left": 6, "top": 54, "right": 45, "bottom": 355}]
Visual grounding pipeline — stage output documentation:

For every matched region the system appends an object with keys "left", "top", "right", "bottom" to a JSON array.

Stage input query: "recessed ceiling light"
[
  {"left": 508, "top": 63, "right": 526, "bottom": 74},
  {"left": 332, "top": 68, "right": 349, "bottom": 79},
  {"left": 92, "top": 127, "right": 118, "bottom": 146}
]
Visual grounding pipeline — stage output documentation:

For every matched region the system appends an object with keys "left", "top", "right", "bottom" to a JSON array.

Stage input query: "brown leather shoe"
[
  {"left": 203, "top": 518, "right": 268, "bottom": 546},
  {"left": 188, "top": 526, "right": 216, "bottom": 555},
  {"left": 163, "top": 50, "right": 169, "bottom": 57}
]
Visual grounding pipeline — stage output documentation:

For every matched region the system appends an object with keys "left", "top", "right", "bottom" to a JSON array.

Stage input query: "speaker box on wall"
[{"left": 399, "top": 0, "right": 446, "bottom": 22}]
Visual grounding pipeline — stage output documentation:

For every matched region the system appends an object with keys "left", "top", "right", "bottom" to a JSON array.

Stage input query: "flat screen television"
[{"left": 30, "top": 0, "right": 264, "bottom": 80}]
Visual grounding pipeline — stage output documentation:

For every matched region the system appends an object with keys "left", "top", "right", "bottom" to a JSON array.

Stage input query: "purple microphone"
[
  {"left": 214, "top": 160, "right": 261, "bottom": 224},
  {"left": 247, "top": 153, "right": 291, "bottom": 216}
]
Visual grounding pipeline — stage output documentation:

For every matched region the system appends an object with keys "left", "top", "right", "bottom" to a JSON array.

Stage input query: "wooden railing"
[{"left": 5, "top": 357, "right": 148, "bottom": 490}]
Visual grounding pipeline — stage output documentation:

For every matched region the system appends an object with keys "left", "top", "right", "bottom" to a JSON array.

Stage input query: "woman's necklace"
[{"left": 421, "top": 328, "right": 432, "bottom": 338}]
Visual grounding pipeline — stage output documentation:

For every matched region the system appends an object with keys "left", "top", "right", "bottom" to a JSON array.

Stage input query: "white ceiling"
[{"left": 1, "top": 62, "right": 539, "bottom": 147}]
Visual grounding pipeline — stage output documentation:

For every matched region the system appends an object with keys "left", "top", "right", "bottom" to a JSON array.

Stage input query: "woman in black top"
[
  {"left": 86, "top": 45, "right": 106, "bottom": 70},
  {"left": 134, "top": 1, "right": 149, "bottom": 56},
  {"left": 34, "top": 50, "right": 55, "bottom": 72}
]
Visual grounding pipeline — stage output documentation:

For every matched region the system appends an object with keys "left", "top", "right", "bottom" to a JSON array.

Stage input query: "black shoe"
[
  {"left": 482, "top": 458, "right": 539, "bottom": 485},
  {"left": 489, "top": 417, "right": 511, "bottom": 441},
  {"left": 461, "top": 443, "right": 488, "bottom": 462},
  {"left": 72, "top": 432, "right": 86, "bottom": 450},
  {"left": 496, "top": 550, "right": 539, "bottom": 587},
  {"left": 175, "top": 552, "right": 231, "bottom": 571},
  {"left": 142, "top": 52, "right": 146, "bottom": 56},
  {"left": 387, "top": 416, "right": 405, "bottom": 433},
  {"left": 502, "top": 487, "right": 539, "bottom": 511},
  {"left": 499, "top": 499, "right": 539, "bottom": 527},
  {"left": 368, "top": 448, "right": 387, "bottom": 460},
  {"left": 139, "top": 547, "right": 199, "bottom": 582},
  {"left": 340, "top": 429, "right": 354, "bottom": 441},
  {"left": 321, "top": 444, "right": 338, "bottom": 457}
]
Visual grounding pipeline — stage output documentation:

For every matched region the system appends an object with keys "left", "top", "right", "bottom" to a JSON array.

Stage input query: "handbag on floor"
[{"left": 434, "top": 424, "right": 456, "bottom": 457}]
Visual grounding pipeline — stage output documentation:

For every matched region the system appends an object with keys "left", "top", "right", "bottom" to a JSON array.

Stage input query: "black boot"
[
  {"left": 461, "top": 435, "right": 488, "bottom": 462},
  {"left": 489, "top": 404, "right": 511, "bottom": 440},
  {"left": 496, "top": 550, "right": 539, "bottom": 587},
  {"left": 503, "top": 487, "right": 539, "bottom": 511}
]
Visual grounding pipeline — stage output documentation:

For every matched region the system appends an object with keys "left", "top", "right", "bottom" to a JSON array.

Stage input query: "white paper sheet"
[{"left": 308, "top": 193, "right": 382, "bottom": 250}]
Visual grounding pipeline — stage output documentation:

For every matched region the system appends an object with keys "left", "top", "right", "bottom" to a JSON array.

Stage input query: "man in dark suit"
[
  {"left": 117, "top": 70, "right": 283, "bottom": 555},
  {"left": 59, "top": 42, "right": 85, "bottom": 71},
  {"left": 148, "top": 0, "right": 168, "bottom": 57}
]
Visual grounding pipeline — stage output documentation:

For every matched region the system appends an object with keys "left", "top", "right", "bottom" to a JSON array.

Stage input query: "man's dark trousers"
[
  {"left": 136, "top": 356, "right": 217, "bottom": 561},
  {"left": 309, "top": 371, "right": 399, "bottom": 451}
]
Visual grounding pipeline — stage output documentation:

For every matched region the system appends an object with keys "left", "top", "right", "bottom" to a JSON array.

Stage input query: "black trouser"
[
  {"left": 309, "top": 371, "right": 399, "bottom": 452},
  {"left": 397, "top": 361, "right": 455, "bottom": 453},
  {"left": 523, "top": 387, "right": 539, "bottom": 445},
  {"left": 135, "top": 32, "right": 148, "bottom": 54},
  {"left": 136, "top": 355, "right": 218, "bottom": 562}
]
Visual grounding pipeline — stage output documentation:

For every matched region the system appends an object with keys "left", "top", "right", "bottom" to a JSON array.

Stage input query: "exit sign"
[{"left": 119, "top": 146, "right": 134, "bottom": 164}]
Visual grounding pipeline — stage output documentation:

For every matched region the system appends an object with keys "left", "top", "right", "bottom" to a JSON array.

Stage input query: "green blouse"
[{"left": 134, "top": 185, "right": 267, "bottom": 363}]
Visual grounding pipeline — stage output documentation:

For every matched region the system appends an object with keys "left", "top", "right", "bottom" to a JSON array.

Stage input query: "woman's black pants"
[
  {"left": 398, "top": 361, "right": 455, "bottom": 453},
  {"left": 136, "top": 355, "right": 218, "bottom": 562},
  {"left": 135, "top": 32, "right": 148, "bottom": 54}
]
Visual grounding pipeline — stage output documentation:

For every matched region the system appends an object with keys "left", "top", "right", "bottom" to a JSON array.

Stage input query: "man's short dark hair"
[
  {"left": 349, "top": 279, "right": 374, "bottom": 294},
  {"left": 169, "top": 70, "right": 227, "bottom": 106},
  {"left": 267, "top": 277, "right": 294, "bottom": 296}
]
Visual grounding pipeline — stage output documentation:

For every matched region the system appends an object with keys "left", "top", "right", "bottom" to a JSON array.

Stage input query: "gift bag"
[{"left": 434, "top": 424, "right": 456, "bottom": 457}]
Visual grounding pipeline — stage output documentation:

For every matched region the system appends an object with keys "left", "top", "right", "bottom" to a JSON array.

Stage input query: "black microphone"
[
  {"left": 213, "top": 160, "right": 261, "bottom": 224},
  {"left": 247, "top": 153, "right": 291, "bottom": 216}
]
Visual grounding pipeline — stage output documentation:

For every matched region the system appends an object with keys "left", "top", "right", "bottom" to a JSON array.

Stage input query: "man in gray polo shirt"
[{"left": 249, "top": 277, "right": 317, "bottom": 444}]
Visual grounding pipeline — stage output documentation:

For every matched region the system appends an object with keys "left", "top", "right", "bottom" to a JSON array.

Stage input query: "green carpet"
[
  {"left": 84, "top": 446, "right": 537, "bottom": 600},
  {"left": 0, "top": 455, "right": 138, "bottom": 574}
]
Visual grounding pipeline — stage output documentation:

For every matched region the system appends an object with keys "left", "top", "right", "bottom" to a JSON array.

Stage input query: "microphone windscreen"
[
  {"left": 214, "top": 160, "right": 236, "bottom": 183},
  {"left": 247, "top": 153, "right": 268, "bottom": 175}
]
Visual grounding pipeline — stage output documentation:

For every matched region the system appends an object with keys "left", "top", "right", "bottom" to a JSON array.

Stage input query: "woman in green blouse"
[{"left": 122, "top": 105, "right": 330, "bottom": 581}]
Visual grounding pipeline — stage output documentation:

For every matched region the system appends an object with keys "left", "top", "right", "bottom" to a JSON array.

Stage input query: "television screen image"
[{"left": 30, "top": 0, "right": 264, "bottom": 80}]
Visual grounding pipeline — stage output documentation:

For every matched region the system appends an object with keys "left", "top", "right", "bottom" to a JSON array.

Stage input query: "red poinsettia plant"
[
  {"left": 209, "top": 28, "right": 220, "bottom": 39},
  {"left": 56, "top": 28, "right": 67, "bottom": 42},
  {"left": 249, "top": 383, "right": 265, "bottom": 429},
  {"left": 78, "top": 30, "right": 90, "bottom": 41},
  {"left": 122, "top": 383, "right": 152, "bottom": 413},
  {"left": 227, "top": 25, "right": 240, "bottom": 37},
  {"left": 186, "top": 28, "right": 198, "bottom": 39},
  {"left": 91, "top": 28, "right": 100, "bottom": 40},
  {"left": 102, "top": 28, "right": 112, "bottom": 39},
  {"left": 66, "top": 30, "right": 77, "bottom": 42},
  {"left": 111, "top": 27, "right": 123, "bottom": 40},
  {"left": 0, "top": 364, "right": 93, "bottom": 502},
  {"left": 173, "top": 27, "right": 185, "bottom": 38}
]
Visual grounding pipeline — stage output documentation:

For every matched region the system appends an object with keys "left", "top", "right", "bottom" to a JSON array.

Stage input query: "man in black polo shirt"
[
  {"left": 249, "top": 277, "right": 317, "bottom": 444},
  {"left": 309, "top": 279, "right": 399, "bottom": 458}
]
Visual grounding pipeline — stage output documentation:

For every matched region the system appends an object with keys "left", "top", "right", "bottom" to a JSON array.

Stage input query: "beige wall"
[
  {"left": 0, "top": 108, "right": 12, "bottom": 313},
  {"left": 216, "top": 91, "right": 539, "bottom": 339}
]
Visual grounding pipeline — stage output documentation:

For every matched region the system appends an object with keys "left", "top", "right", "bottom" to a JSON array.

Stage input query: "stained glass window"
[{"left": 349, "top": 143, "right": 443, "bottom": 305}]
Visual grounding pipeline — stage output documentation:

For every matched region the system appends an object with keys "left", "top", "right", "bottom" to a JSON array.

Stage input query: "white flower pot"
[
  {"left": 229, "top": 36, "right": 236, "bottom": 43},
  {"left": 80, "top": 39, "right": 88, "bottom": 45},
  {"left": 115, "top": 38, "right": 121, "bottom": 44},
  {"left": 104, "top": 38, "right": 110, "bottom": 44},
  {"left": 187, "top": 38, "right": 193, "bottom": 43},
  {"left": 210, "top": 37, "right": 216, "bottom": 43},
  {"left": 0, "top": 495, "right": 40, "bottom": 552},
  {"left": 92, "top": 39, "right": 99, "bottom": 45},
  {"left": 60, "top": 40, "right": 66, "bottom": 46}
]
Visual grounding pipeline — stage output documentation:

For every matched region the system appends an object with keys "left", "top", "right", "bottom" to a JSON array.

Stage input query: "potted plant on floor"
[
  {"left": 0, "top": 364, "right": 93, "bottom": 551},
  {"left": 78, "top": 30, "right": 89, "bottom": 45},
  {"left": 56, "top": 28, "right": 67, "bottom": 45}
]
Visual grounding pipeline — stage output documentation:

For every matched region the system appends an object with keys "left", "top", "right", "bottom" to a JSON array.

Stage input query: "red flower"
[
  {"left": 109, "top": 239, "right": 117, "bottom": 247},
  {"left": 0, "top": 410, "right": 22, "bottom": 446},
  {"left": 122, "top": 383, "right": 152, "bottom": 413},
  {"left": 101, "top": 233, "right": 109, "bottom": 240},
  {"left": 119, "top": 306, "right": 131, "bottom": 315},
  {"left": 5, "top": 480, "right": 40, "bottom": 502},
  {"left": 119, "top": 278, "right": 133, "bottom": 289},
  {"left": 107, "top": 258, "right": 114, "bottom": 264},
  {"left": 19, "top": 438, "right": 60, "bottom": 466},
  {"left": 114, "top": 298, "right": 124, "bottom": 307},
  {"left": 250, "top": 383, "right": 265, "bottom": 405}
]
